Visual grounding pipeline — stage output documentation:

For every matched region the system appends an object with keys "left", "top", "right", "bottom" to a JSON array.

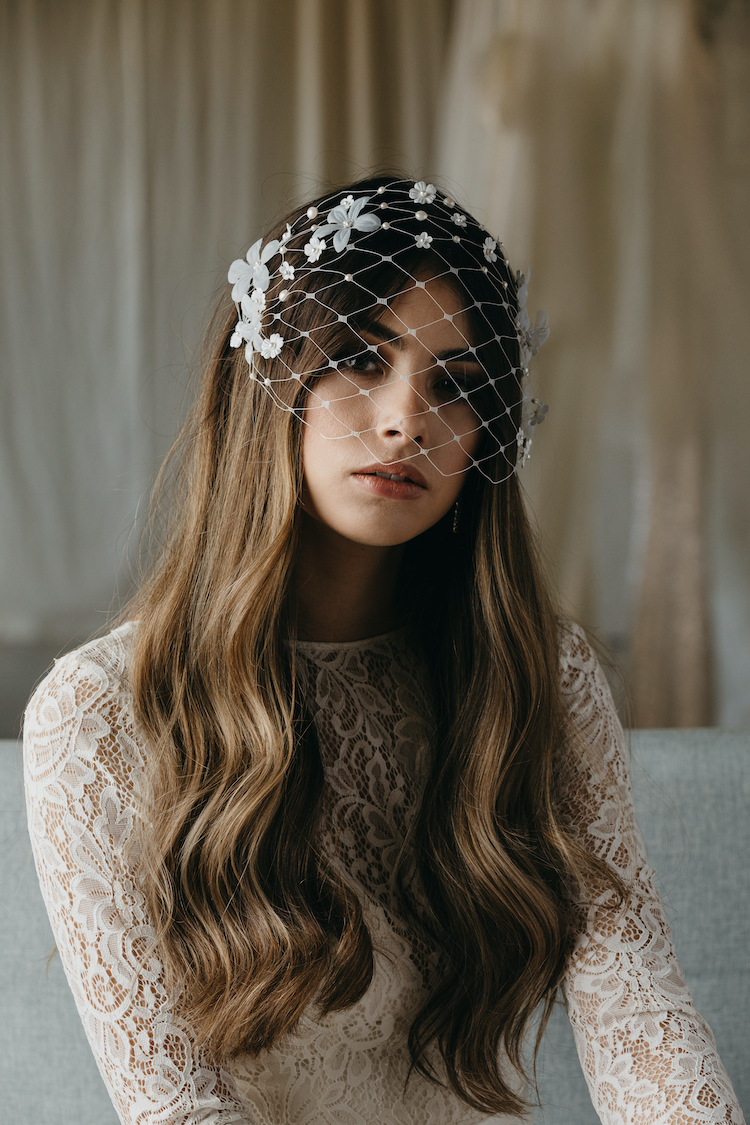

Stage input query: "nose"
[{"left": 373, "top": 373, "right": 430, "bottom": 447}]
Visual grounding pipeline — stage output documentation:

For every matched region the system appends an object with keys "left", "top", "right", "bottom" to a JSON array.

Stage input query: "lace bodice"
[{"left": 23, "top": 621, "right": 744, "bottom": 1125}]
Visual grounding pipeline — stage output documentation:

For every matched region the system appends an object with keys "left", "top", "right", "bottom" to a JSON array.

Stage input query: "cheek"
[
  {"left": 303, "top": 375, "right": 371, "bottom": 439},
  {"left": 430, "top": 409, "right": 482, "bottom": 477},
  {"left": 301, "top": 423, "right": 332, "bottom": 492}
]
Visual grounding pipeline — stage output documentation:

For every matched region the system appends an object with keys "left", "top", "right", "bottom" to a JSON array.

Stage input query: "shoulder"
[
  {"left": 557, "top": 620, "right": 623, "bottom": 751},
  {"left": 26, "top": 621, "right": 136, "bottom": 713},
  {"left": 23, "top": 622, "right": 145, "bottom": 807},
  {"left": 552, "top": 621, "right": 635, "bottom": 838},
  {"left": 558, "top": 619, "right": 605, "bottom": 694}
]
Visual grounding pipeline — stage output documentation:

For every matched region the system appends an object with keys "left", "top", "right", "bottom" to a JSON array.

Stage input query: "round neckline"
[
  {"left": 120, "top": 618, "right": 410, "bottom": 655},
  {"left": 294, "top": 626, "right": 410, "bottom": 654}
]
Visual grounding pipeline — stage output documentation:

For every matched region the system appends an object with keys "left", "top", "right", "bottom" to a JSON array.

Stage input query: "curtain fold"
[
  {"left": 3, "top": 0, "right": 749, "bottom": 726},
  {"left": 0, "top": 0, "right": 452, "bottom": 645},
  {"left": 435, "top": 0, "right": 750, "bottom": 726}
]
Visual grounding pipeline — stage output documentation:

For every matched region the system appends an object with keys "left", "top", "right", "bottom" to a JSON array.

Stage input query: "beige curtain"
[
  {"left": 436, "top": 0, "right": 750, "bottom": 727},
  {"left": 0, "top": 0, "right": 452, "bottom": 645}
]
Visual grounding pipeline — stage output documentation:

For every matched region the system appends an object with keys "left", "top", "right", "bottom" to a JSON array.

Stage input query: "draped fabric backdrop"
[
  {"left": 0, "top": 0, "right": 452, "bottom": 642},
  {"left": 2, "top": 0, "right": 749, "bottom": 726},
  {"left": 436, "top": 0, "right": 750, "bottom": 727}
]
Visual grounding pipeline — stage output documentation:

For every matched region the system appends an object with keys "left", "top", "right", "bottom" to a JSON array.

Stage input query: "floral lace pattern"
[{"left": 23, "top": 622, "right": 744, "bottom": 1124}]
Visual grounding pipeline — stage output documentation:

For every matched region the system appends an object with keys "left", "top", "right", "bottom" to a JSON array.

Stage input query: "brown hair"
[{"left": 123, "top": 177, "right": 624, "bottom": 1117}]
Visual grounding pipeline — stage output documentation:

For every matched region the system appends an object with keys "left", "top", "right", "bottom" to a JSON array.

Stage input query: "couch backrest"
[
  {"left": 3, "top": 732, "right": 748, "bottom": 1124},
  {"left": 534, "top": 729, "right": 749, "bottom": 1122}
]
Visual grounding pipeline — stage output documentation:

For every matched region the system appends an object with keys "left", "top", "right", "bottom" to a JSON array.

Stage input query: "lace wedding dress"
[{"left": 23, "top": 621, "right": 744, "bottom": 1124}]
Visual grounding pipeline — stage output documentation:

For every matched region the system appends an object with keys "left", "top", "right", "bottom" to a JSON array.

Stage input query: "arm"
[
  {"left": 23, "top": 628, "right": 254, "bottom": 1125},
  {"left": 558, "top": 623, "right": 745, "bottom": 1125}
]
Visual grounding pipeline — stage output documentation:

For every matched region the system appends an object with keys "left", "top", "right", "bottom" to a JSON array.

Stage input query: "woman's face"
[{"left": 301, "top": 276, "right": 485, "bottom": 547}]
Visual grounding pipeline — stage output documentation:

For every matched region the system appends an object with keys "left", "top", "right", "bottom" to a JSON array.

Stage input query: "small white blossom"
[
  {"left": 483, "top": 237, "right": 498, "bottom": 263},
  {"left": 452, "top": 212, "right": 467, "bottom": 228},
  {"left": 250, "top": 287, "right": 266, "bottom": 309},
  {"left": 304, "top": 235, "right": 327, "bottom": 262},
  {"left": 230, "top": 328, "right": 243, "bottom": 348},
  {"left": 316, "top": 196, "right": 382, "bottom": 253},
  {"left": 409, "top": 181, "right": 437, "bottom": 204},
  {"left": 279, "top": 261, "right": 295, "bottom": 280},
  {"left": 415, "top": 231, "right": 433, "bottom": 249},
  {"left": 259, "top": 333, "right": 284, "bottom": 359},
  {"left": 280, "top": 223, "right": 293, "bottom": 244}
]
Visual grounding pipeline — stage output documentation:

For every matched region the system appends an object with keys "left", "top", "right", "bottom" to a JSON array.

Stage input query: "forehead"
[{"left": 366, "top": 276, "right": 476, "bottom": 348}]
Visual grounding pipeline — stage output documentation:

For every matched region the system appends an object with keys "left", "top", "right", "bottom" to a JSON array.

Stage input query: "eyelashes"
[
  {"left": 329, "top": 346, "right": 382, "bottom": 374},
  {"left": 323, "top": 326, "right": 490, "bottom": 407},
  {"left": 327, "top": 356, "right": 487, "bottom": 404}
]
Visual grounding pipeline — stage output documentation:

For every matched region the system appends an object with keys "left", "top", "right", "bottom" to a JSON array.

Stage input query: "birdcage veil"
[{"left": 227, "top": 177, "right": 549, "bottom": 485}]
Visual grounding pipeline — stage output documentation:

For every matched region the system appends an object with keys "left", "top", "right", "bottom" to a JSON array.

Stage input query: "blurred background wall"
[{"left": 1, "top": 0, "right": 749, "bottom": 736}]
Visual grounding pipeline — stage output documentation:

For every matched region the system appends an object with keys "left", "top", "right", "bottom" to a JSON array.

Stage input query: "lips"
[{"left": 354, "top": 462, "right": 427, "bottom": 488}]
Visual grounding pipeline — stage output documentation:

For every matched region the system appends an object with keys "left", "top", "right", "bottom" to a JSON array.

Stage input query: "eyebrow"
[{"left": 355, "top": 319, "right": 483, "bottom": 364}]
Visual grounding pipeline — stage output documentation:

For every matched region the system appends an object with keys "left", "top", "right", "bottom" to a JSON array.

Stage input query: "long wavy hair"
[{"left": 124, "top": 176, "right": 624, "bottom": 1117}]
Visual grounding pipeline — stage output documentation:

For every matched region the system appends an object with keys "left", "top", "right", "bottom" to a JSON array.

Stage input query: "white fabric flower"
[
  {"left": 516, "top": 269, "right": 529, "bottom": 309},
  {"left": 279, "top": 261, "right": 295, "bottom": 280},
  {"left": 340, "top": 194, "right": 354, "bottom": 208},
  {"left": 409, "top": 181, "right": 436, "bottom": 204},
  {"left": 234, "top": 297, "right": 265, "bottom": 358},
  {"left": 525, "top": 309, "right": 550, "bottom": 355},
  {"left": 514, "top": 265, "right": 549, "bottom": 365},
  {"left": 415, "top": 232, "right": 433, "bottom": 249},
  {"left": 483, "top": 237, "right": 498, "bottom": 263},
  {"left": 452, "top": 213, "right": 467, "bottom": 228},
  {"left": 228, "top": 237, "right": 281, "bottom": 300},
  {"left": 240, "top": 293, "right": 263, "bottom": 329},
  {"left": 232, "top": 310, "right": 263, "bottom": 360},
  {"left": 529, "top": 398, "right": 549, "bottom": 426},
  {"left": 516, "top": 427, "right": 531, "bottom": 460},
  {"left": 304, "top": 235, "right": 327, "bottom": 262},
  {"left": 250, "top": 287, "right": 266, "bottom": 309},
  {"left": 259, "top": 333, "right": 284, "bottom": 359},
  {"left": 315, "top": 196, "right": 382, "bottom": 253}
]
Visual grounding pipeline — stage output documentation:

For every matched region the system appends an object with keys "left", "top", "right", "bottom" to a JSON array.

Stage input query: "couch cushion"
[
  {"left": 534, "top": 729, "right": 749, "bottom": 1122},
  {"left": 1, "top": 740, "right": 120, "bottom": 1124},
  {"left": 4, "top": 732, "right": 748, "bottom": 1124}
]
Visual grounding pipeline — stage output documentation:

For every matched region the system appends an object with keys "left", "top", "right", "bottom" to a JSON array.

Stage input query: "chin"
[{"left": 338, "top": 512, "right": 445, "bottom": 547}]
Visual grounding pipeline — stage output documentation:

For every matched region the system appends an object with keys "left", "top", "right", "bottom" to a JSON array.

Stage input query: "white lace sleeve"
[
  {"left": 23, "top": 627, "right": 254, "bottom": 1125},
  {"left": 558, "top": 623, "right": 745, "bottom": 1125}
]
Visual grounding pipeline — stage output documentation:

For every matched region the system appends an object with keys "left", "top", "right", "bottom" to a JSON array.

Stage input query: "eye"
[
  {"left": 434, "top": 364, "right": 485, "bottom": 399},
  {"left": 330, "top": 345, "right": 384, "bottom": 377}
]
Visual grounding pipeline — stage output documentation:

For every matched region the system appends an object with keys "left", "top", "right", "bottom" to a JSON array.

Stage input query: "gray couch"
[{"left": 2, "top": 731, "right": 747, "bottom": 1124}]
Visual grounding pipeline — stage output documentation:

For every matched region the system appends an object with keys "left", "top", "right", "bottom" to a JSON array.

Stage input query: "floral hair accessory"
[
  {"left": 228, "top": 237, "right": 281, "bottom": 302},
  {"left": 409, "top": 181, "right": 437, "bottom": 204},
  {"left": 314, "top": 194, "right": 382, "bottom": 252},
  {"left": 226, "top": 178, "right": 549, "bottom": 481}
]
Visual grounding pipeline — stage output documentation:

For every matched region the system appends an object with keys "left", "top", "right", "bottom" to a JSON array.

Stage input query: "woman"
[{"left": 24, "top": 176, "right": 743, "bottom": 1124}]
